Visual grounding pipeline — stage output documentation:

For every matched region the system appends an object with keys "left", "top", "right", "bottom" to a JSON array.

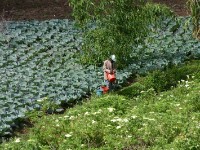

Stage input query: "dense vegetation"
[
  {"left": 69, "top": 1, "right": 174, "bottom": 67},
  {"left": 1, "top": 60, "right": 200, "bottom": 149},
  {"left": 187, "top": 0, "right": 200, "bottom": 38},
  {"left": 0, "top": 7, "right": 200, "bottom": 138},
  {"left": 0, "top": 0, "right": 200, "bottom": 149}
]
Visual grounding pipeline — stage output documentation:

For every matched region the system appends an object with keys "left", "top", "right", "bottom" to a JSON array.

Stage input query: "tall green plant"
[
  {"left": 187, "top": 0, "right": 200, "bottom": 39},
  {"left": 69, "top": 0, "right": 149, "bottom": 68},
  {"left": 69, "top": 0, "right": 174, "bottom": 68}
]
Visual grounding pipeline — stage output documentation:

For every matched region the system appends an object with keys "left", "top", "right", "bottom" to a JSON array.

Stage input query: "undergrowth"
[{"left": 0, "top": 60, "right": 200, "bottom": 150}]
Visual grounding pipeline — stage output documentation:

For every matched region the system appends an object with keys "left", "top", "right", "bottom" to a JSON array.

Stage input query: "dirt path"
[
  {"left": 0, "top": 0, "right": 72, "bottom": 21},
  {"left": 0, "top": 0, "right": 189, "bottom": 21},
  {"left": 153, "top": 0, "right": 189, "bottom": 16}
]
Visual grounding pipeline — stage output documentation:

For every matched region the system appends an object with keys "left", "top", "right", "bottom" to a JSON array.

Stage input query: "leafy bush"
[
  {"left": 139, "top": 60, "right": 200, "bottom": 92},
  {"left": 187, "top": 0, "right": 200, "bottom": 39},
  {"left": 70, "top": 0, "right": 174, "bottom": 68},
  {"left": 117, "top": 82, "right": 146, "bottom": 98},
  {"left": 118, "top": 60, "right": 200, "bottom": 97},
  {"left": 144, "top": 2, "right": 175, "bottom": 24}
]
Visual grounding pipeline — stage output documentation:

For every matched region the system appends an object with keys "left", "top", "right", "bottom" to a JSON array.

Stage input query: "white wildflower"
[
  {"left": 93, "top": 109, "right": 102, "bottom": 115},
  {"left": 143, "top": 123, "right": 147, "bottom": 126},
  {"left": 55, "top": 119, "right": 59, "bottom": 122},
  {"left": 65, "top": 134, "right": 72, "bottom": 138},
  {"left": 92, "top": 112, "right": 97, "bottom": 115},
  {"left": 15, "top": 138, "right": 20, "bottom": 143},
  {"left": 143, "top": 117, "right": 155, "bottom": 121},
  {"left": 107, "top": 107, "right": 115, "bottom": 112},
  {"left": 175, "top": 103, "right": 180, "bottom": 107},
  {"left": 181, "top": 79, "right": 185, "bottom": 82},
  {"left": 28, "top": 139, "right": 35, "bottom": 142},
  {"left": 69, "top": 116, "right": 75, "bottom": 120},
  {"left": 111, "top": 117, "right": 122, "bottom": 122},
  {"left": 92, "top": 120, "right": 96, "bottom": 124},
  {"left": 127, "top": 135, "right": 132, "bottom": 138},
  {"left": 37, "top": 97, "right": 47, "bottom": 102},
  {"left": 116, "top": 126, "right": 121, "bottom": 129},
  {"left": 131, "top": 115, "right": 137, "bottom": 119},
  {"left": 56, "top": 124, "right": 60, "bottom": 127},
  {"left": 98, "top": 109, "right": 102, "bottom": 113},
  {"left": 37, "top": 99, "right": 44, "bottom": 102},
  {"left": 185, "top": 84, "right": 189, "bottom": 88},
  {"left": 84, "top": 112, "right": 89, "bottom": 116},
  {"left": 186, "top": 75, "right": 190, "bottom": 79},
  {"left": 111, "top": 119, "right": 117, "bottom": 122},
  {"left": 123, "top": 118, "right": 129, "bottom": 122}
]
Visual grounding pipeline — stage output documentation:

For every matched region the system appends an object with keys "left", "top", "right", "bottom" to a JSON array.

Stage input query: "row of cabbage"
[
  {"left": 0, "top": 20, "right": 100, "bottom": 137},
  {"left": 125, "top": 16, "right": 200, "bottom": 74},
  {"left": 0, "top": 17, "right": 200, "bottom": 137}
]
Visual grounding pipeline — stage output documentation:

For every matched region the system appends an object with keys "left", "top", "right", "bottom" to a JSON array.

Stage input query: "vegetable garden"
[{"left": 0, "top": 0, "right": 200, "bottom": 140}]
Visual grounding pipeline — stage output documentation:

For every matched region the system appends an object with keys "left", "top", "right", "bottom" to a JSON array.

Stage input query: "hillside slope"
[{"left": 1, "top": 61, "right": 200, "bottom": 149}]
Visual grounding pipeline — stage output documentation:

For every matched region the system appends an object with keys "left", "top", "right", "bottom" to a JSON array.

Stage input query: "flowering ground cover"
[{"left": 0, "top": 60, "right": 200, "bottom": 149}]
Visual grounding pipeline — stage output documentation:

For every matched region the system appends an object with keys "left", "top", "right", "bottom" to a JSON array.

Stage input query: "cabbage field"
[{"left": 0, "top": 17, "right": 200, "bottom": 137}]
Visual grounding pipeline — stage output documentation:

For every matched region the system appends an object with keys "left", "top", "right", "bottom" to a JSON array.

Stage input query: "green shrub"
[
  {"left": 140, "top": 60, "right": 200, "bottom": 92},
  {"left": 187, "top": 0, "right": 200, "bottom": 39},
  {"left": 144, "top": 2, "right": 175, "bottom": 23},
  {"left": 117, "top": 82, "right": 146, "bottom": 98},
  {"left": 117, "top": 61, "right": 200, "bottom": 98},
  {"left": 70, "top": 0, "right": 175, "bottom": 68}
]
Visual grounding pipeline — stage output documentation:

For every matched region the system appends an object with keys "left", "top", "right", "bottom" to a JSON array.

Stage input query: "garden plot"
[
  {"left": 0, "top": 20, "right": 103, "bottom": 136},
  {"left": 0, "top": 17, "right": 200, "bottom": 136}
]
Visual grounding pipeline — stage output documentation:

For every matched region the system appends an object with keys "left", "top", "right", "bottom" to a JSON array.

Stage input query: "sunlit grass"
[{"left": 1, "top": 72, "right": 200, "bottom": 149}]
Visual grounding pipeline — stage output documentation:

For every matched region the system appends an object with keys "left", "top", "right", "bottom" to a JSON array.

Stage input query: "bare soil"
[
  {"left": 153, "top": 0, "right": 189, "bottom": 16},
  {"left": 0, "top": 0, "right": 189, "bottom": 21},
  {"left": 0, "top": 0, "right": 72, "bottom": 21}
]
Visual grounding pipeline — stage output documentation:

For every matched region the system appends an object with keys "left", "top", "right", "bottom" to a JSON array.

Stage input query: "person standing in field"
[{"left": 103, "top": 54, "right": 117, "bottom": 91}]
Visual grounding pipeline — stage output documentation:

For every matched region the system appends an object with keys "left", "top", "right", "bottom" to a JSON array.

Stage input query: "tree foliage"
[
  {"left": 69, "top": 0, "right": 147, "bottom": 67},
  {"left": 69, "top": 0, "right": 174, "bottom": 68},
  {"left": 187, "top": 0, "right": 200, "bottom": 39}
]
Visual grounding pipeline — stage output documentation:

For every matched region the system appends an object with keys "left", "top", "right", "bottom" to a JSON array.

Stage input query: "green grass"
[{"left": 1, "top": 62, "right": 200, "bottom": 150}]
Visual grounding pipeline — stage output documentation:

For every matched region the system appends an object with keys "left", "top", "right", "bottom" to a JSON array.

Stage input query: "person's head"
[{"left": 110, "top": 54, "right": 116, "bottom": 62}]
